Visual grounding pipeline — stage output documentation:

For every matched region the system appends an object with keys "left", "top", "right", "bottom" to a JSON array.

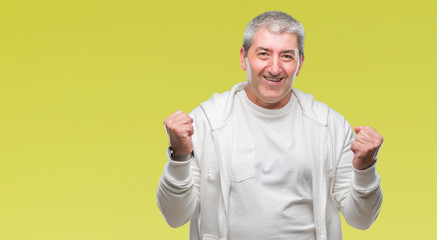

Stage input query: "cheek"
[
  {"left": 248, "top": 60, "right": 266, "bottom": 74},
  {"left": 286, "top": 63, "right": 299, "bottom": 75},
  {"left": 247, "top": 65, "right": 259, "bottom": 81}
]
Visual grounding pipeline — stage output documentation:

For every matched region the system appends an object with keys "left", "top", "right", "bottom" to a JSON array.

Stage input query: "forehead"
[{"left": 251, "top": 28, "right": 298, "bottom": 51}]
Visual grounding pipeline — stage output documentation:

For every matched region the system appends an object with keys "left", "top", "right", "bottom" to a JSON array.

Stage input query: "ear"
[
  {"left": 296, "top": 54, "right": 304, "bottom": 77},
  {"left": 240, "top": 47, "right": 247, "bottom": 71}
]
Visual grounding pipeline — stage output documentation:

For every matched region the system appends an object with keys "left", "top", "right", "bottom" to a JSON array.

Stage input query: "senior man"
[{"left": 157, "top": 11, "right": 383, "bottom": 240}]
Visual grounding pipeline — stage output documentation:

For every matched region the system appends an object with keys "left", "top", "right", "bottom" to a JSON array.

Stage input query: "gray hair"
[{"left": 243, "top": 11, "right": 305, "bottom": 59}]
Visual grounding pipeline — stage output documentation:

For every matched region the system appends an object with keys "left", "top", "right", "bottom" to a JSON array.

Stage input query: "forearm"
[
  {"left": 339, "top": 163, "right": 383, "bottom": 229},
  {"left": 156, "top": 149, "right": 199, "bottom": 228}
]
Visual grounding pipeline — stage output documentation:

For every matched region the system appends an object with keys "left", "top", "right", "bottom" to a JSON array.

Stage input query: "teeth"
[{"left": 265, "top": 77, "right": 282, "bottom": 82}]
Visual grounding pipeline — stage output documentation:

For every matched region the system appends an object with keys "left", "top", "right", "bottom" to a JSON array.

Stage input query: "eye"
[
  {"left": 257, "top": 52, "right": 270, "bottom": 59},
  {"left": 280, "top": 54, "right": 295, "bottom": 62}
]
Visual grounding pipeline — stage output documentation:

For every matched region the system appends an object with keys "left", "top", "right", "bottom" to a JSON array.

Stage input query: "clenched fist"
[
  {"left": 351, "top": 126, "right": 383, "bottom": 170},
  {"left": 164, "top": 110, "right": 194, "bottom": 156}
]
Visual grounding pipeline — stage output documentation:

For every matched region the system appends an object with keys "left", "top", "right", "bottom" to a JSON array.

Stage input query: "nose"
[{"left": 267, "top": 57, "right": 281, "bottom": 77}]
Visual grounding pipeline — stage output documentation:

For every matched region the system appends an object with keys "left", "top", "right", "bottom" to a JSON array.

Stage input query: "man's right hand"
[{"left": 163, "top": 110, "right": 194, "bottom": 156}]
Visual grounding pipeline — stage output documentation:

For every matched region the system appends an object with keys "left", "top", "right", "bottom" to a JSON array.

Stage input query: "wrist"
[
  {"left": 353, "top": 160, "right": 380, "bottom": 190},
  {"left": 169, "top": 147, "right": 193, "bottom": 161}
]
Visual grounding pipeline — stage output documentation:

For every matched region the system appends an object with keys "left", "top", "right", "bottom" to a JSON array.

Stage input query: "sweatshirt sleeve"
[
  {"left": 331, "top": 116, "right": 383, "bottom": 230},
  {"left": 156, "top": 148, "right": 200, "bottom": 228}
]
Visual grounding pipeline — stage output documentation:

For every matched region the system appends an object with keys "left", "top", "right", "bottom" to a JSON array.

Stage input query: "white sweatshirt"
[
  {"left": 229, "top": 89, "right": 315, "bottom": 239},
  {"left": 157, "top": 82, "right": 382, "bottom": 240}
]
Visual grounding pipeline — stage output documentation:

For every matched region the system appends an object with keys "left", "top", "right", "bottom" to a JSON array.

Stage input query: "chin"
[
  {"left": 261, "top": 91, "right": 287, "bottom": 101},
  {"left": 259, "top": 96, "right": 284, "bottom": 106}
]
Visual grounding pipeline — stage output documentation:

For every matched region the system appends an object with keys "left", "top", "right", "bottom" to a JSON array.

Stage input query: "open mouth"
[{"left": 263, "top": 76, "right": 284, "bottom": 82}]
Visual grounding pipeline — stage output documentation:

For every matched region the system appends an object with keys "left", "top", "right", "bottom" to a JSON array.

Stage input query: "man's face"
[{"left": 240, "top": 28, "right": 302, "bottom": 109}]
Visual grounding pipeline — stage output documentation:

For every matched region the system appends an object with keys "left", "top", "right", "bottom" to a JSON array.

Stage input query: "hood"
[{"left": 292, "top": 88, "right": 329, "bottom": 127}]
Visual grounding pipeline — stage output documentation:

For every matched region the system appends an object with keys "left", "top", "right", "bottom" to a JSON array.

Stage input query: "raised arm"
[
  {"left": 156, "top": 110, "right": 199, "bottom": 228},
  {"left": 332, "top": 119, "right": 383, "bottom": 230}
]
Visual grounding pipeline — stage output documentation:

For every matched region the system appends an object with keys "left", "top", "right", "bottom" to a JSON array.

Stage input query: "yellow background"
[{"left": 1, "top": 0, "right": 436, "bottom": 239}]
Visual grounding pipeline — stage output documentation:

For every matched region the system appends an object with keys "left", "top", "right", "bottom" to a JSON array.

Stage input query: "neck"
[{"left": 244, "top": 88, "right": 292, "bottom": 109}]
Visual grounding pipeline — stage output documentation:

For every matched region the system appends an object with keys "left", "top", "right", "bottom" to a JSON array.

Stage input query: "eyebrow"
[
  {"left": 255, "top": 47, "right": 270, "bottom": 52},
  {"left": 283, "top": 49, "right": 296, "bottom": 54}
]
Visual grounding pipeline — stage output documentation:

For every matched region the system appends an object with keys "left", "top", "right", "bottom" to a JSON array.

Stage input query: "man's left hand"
[{"left": 351, "top": 126, "right": 383, "bottom": 170}]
